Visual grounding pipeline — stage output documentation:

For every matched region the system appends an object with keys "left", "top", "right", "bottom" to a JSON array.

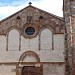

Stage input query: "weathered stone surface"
[
  {"left": 64, "top": 0, "right": 75, "bottom": 75},
  {"left": 0, "top": 4, "right": 65, "bottom": 75}
]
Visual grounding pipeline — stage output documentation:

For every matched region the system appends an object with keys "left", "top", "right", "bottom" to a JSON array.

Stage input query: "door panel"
[{"left": 22, "top": 66, "right": 36, "bottom": 75}]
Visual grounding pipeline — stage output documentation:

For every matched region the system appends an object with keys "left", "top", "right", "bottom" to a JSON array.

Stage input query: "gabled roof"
[{"left": 0, "top": 4, "right": 64, "bottom": 23}]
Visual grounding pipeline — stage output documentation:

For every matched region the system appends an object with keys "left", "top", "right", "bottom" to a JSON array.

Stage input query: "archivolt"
[
  {"left": 39, "top": 25, "right": 53, "bottom": 34},
  {"left": 19, "top": 51, "right": 40, "bottom": 62},
  {"left": 6, "top": 26, "right": 21, "bottom": 35}
]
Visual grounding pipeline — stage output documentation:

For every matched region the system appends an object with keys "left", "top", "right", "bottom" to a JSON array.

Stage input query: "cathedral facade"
[{"left": 0, "top": 3, "right": 65, "bottom": 75}]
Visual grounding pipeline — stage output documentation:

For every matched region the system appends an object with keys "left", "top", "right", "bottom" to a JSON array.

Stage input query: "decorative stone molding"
[
  {"left": 21, "top": 23, "right": 39, "bottom": 38},
  {"left": 19, "top": 51, "right": 40, "bottom": 62},
  {"left": 6, "top": 26, "right": 21, "bottom": 35}
]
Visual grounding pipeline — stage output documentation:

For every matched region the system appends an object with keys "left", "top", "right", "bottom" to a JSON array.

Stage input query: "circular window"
[{"left": 25, "top": 27, "right": 35, "bottom": 35}]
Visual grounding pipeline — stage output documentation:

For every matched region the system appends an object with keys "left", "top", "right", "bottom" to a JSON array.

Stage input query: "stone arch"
[
  {"left": 6, "top": 26, "right": 21, "bottom": 35},
  {"left": 39, "top": 25, "right": 54, "bottom": 34},
  {"left": 19, "top": 51, "right": 40, "bottom": 62},
  {"left": 17, "top": 51, "right": 41, "bottom": 75}
]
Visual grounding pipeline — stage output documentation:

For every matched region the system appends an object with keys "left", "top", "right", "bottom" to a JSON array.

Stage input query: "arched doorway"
[{"left": 17, "top": 51, "right": 43, "bottom": 75}]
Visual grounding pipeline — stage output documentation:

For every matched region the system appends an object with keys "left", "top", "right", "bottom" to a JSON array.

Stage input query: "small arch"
[
  {"left": 39, "top": 16, "right": 43, "bottom": 19},
  {"left": 6, "top": 26, "right": 21, "bottom": 35},
  {"left": 39, "top": 25, "right": 54, "bottom": 35},
  {"left": 16, "top": 16, "right": 21, "bottom": 20},
  {"left": 19, "top": 51, "right": 40, "bottom": 62}
]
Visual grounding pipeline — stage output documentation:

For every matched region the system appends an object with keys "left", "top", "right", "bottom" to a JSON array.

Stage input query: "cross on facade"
[{"left": 28, "top": 2, "right": 32, "bottom": 5}]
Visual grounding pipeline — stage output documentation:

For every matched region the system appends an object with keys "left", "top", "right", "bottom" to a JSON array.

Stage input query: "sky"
[{"left": 0, "top": 0, "right": 63, "bottom": 20}]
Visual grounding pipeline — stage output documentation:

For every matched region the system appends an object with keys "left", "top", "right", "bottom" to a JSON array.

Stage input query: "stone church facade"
[{"left": 0, "top": 3, "right": 65, "bottom": 75}]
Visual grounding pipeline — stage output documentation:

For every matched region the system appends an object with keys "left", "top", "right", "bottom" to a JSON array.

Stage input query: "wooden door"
[{"left": 22, "top": 66, "right": 37, "bottom": 75}]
